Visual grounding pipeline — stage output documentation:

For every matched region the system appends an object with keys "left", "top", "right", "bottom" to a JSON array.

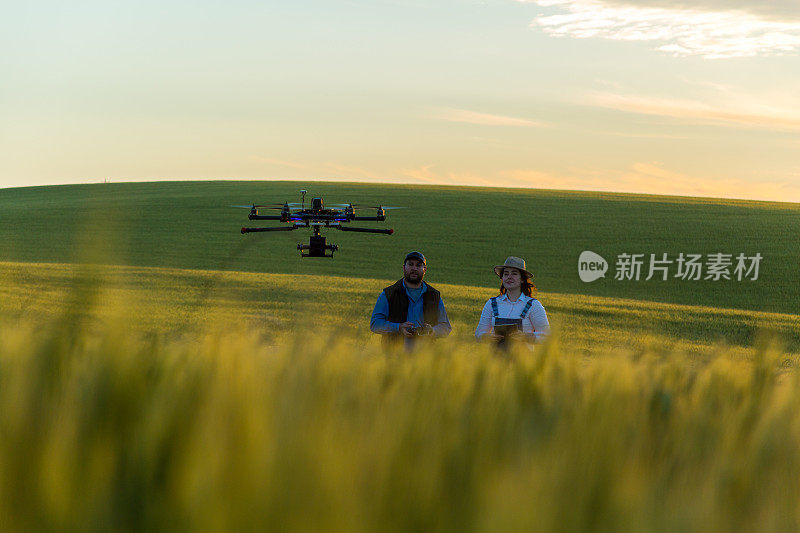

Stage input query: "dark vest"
[{"left": 383, "top": 279, "right": 441, "bottom": 339}]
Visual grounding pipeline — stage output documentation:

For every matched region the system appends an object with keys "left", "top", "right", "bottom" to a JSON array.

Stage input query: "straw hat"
[{"left": 494, "top": 256, "right": 533, "bottom": 279}]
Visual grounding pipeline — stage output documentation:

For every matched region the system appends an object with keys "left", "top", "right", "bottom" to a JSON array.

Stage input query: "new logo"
[{"left": 579, "top": 251, "right": 608, "bottom": 282}]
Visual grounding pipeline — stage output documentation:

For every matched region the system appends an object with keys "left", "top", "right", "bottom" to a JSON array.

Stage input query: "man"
[{"left": 370, "top": 251, "right": 451, "bottom": 349}]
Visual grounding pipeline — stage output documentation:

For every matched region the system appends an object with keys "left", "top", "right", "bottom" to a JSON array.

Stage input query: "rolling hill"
[{"left": 1, "top": 180, "right": 798, "bottom": 314}]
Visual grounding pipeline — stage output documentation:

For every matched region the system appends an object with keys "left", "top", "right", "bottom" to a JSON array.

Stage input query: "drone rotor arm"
[
  {"left": 336, "top": 226, "right": 394, "bottom": 235},
  {"left": 248, "top": 214, "right": 287, "bottom": 220},
  {"left": 241, "top": 226, "right": 297, "bottom": 234}
]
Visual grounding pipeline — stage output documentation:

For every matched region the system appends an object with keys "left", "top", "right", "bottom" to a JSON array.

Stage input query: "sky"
[{"left": 1, "top": 0, "right": 799, "bottom": 202}]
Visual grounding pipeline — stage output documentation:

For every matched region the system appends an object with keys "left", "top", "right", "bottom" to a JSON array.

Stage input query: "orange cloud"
[
  {"left": 429, "top": 107, "right": 546, "bottom": 127},
  {"left": 586, "top": 91, "right": 800, "bottom": 131},
  {"left": 398, "top": 164, "right": 800, "bottom": 203},
  {"left": 250, "top": 157, "right": 800, "bottom": 204},
  {"left": 252, "top": 156, "right": 309, "bottom": 170},
  {"left": 617, "top": 163, "right": 800, "bottom": 202}
]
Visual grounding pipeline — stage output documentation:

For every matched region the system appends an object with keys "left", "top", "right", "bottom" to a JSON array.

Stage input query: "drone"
[{"left": 235, "top": 190, "right": 400, "bottom": 257}]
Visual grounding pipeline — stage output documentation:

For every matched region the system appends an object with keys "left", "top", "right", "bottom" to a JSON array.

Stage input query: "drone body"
[{"left": 236, "top": 190, "right": 398, "bottom": 257}]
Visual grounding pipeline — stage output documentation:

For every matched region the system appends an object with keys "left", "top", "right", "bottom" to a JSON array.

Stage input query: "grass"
[
  {"left": 2, "top": 310, "right": 799, "bottom": 531},
  {"left": 1, "top": 180, "right": 799, "bottom": 314},
  {"left": 2, "top": 261, "right": 799, "bottom": 357}
]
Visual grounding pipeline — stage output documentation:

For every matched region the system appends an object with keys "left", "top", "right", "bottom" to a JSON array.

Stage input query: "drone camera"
[{"left": 298, "top": 235, "right": 338, "bottom": 258}]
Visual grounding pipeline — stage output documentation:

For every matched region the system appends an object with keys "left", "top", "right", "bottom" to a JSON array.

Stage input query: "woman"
[{"left": 475, "top": 256, "right": 550, "bottom": 344}]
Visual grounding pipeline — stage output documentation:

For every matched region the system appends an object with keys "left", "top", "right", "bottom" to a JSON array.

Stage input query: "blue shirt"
[{"left": 370, "top": 280, "right": 452, "bottom": 341}]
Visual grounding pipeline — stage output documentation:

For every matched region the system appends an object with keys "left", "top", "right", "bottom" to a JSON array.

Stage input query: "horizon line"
[{"left": 2, "top": 177, "right": 799, "bottom": 208}]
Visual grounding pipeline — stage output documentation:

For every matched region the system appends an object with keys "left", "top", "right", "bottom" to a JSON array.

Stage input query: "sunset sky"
[{"left": 2, "top": 0, "right": 799, "bottom": 201}]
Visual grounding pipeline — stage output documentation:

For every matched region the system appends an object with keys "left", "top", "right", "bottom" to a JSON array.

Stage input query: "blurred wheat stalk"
[{"left": 1, "top": 311, "right": 798, "bottom": 532}]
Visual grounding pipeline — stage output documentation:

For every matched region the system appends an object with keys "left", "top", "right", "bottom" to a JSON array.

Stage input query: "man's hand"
[{"left": 399, "top": 322, "right": 415, "bottom": 337}]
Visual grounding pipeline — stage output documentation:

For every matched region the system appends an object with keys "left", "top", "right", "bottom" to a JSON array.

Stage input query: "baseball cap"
[{"left": 404, "top": 251, "right": 426, "bottom": 265}]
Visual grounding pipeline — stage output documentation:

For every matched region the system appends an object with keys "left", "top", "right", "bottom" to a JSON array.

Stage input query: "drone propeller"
[
  {"left": 231, "top": 203, "right": 303, "bottom": 210},
  {"left": 329, "top": 204, "right": 406, "bottom": 210},
  {"left": 363, "top": 205, "right": 406, "bottom": 211},
  {"left": 258, "top": 203, "right": 304, "bottom": 208}
]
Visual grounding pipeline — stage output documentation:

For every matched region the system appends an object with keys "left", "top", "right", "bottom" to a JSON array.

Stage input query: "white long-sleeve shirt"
[{"left": 474, "top": 293, "right": 550, "bottom": 342}]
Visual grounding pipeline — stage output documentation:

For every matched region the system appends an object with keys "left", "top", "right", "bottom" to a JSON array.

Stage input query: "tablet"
[{"left": 494, "top": 318, "right": 522, "bottom": 337}]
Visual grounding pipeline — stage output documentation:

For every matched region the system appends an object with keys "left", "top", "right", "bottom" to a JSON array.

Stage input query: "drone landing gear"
[{"left": 298, "top": 234, "right": 338, "bottom": 258}]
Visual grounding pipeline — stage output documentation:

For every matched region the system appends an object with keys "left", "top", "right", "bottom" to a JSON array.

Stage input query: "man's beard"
[{"left": 404, "top": 271, "right": 422, "bottom": 284}]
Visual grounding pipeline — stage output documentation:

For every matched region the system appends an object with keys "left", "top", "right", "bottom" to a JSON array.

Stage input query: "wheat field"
[
  {"left": 0, "top": 263, "right": 799, "bottom": 531},
  {"left": 1, "top": 311, "right": 798, "bottom": 531}
]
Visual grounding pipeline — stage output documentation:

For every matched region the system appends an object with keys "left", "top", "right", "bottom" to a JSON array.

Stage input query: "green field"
[
  {"left": 1, "top": 180, "right": 798, "bottom": 314},
  {"left": 2, "top": 261, "right": 800, "bottom": 357},
  {"left": 2, "top": 181, "right": 800, "bottom": 530},
  {"left": 2, "top": 180, "right": 799, "bottom": 354}
]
